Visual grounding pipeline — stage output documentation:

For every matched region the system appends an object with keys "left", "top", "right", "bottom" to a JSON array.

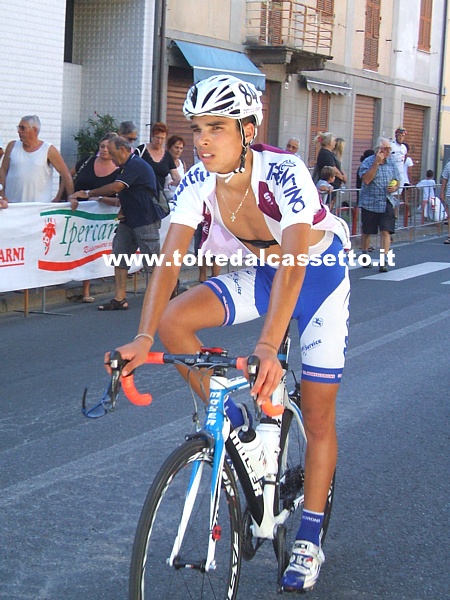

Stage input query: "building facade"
[{"left": 0, "top": 0, "right": 448, "bottom": 185}]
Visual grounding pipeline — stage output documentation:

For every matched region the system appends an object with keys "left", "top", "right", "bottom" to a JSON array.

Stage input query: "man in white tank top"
[{"left": 0, "top": 115, "right": 73, "bottom": 204}]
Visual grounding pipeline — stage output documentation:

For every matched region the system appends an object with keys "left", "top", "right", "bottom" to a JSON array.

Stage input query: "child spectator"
[
  {"left": 316, "top": 166, "right": 335, "bottom": 205},
  {"left": 417, "top": 169, "right": 442, "bottom": 220}
]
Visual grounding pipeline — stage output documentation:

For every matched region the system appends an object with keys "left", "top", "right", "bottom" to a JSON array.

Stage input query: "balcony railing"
[{"left": 246, "top": 1, "right": 333, "bottom": 55}]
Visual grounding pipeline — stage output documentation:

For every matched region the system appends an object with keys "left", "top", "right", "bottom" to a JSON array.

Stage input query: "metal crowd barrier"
[{"left": 329, "top": 184, "right": 447, "bottom": 245}]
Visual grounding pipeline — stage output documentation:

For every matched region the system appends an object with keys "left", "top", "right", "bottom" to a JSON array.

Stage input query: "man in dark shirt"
[{"left": 71, "top": 135, "right": 159, "bottom": 310}]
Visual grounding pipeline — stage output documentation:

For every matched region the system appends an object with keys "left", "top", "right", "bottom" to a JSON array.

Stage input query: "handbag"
[
  {"left": 135, "top": 145, "right": 171, "bottom": 219},
  {"left": 151, "top": 184, "right": 170, "bottom": 220}
]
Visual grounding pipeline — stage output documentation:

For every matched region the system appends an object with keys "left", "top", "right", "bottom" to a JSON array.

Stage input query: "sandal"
[
  {"left": 444, "top": 237, "right": 450, "bottom": 245},
  {"left": 98, "top": 298, "right": 128, "bottom": 311},
  {"left": 82, "top": 296, "right": 95, "bottom": 303},
  {"left": 367, "top": 245, "right": 375, "bottom": 252}
]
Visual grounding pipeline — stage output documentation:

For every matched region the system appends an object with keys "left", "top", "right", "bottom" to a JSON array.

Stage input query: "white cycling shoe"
[{"left": 281, "top": 540, "right": 325, "bottom": 593}]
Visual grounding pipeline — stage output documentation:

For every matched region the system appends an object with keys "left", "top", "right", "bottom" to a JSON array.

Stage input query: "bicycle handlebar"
[{"left": 117, "top": 350, "right": 284, "bottom": 417}]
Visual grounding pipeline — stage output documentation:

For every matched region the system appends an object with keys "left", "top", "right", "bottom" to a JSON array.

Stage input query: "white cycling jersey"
[{"left": 171, "top": 144, "right": 350, "bottom": 257}]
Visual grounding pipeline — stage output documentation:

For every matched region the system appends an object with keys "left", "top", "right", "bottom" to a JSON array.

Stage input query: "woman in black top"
[
  {"left": 135, "top": 122, "right": 181, "bottom": 190},
  {"left": 71, "top": 132, "right": 119, "bottom": 301},
  {"left": 314, "top": 132, "right": 346, "bottom": 209}
]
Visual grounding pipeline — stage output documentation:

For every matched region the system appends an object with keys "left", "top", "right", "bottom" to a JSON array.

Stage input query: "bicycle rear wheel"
[{"left": 129, "top": 438, "right": 242, "bottom": 600}]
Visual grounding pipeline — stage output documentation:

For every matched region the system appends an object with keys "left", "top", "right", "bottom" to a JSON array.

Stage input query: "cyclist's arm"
[
  {"left": 251, "top": 222, "right": 311, "bottom": 403},
  {"left": 109, "top": 222, "right": 194, "bottom": 375}
]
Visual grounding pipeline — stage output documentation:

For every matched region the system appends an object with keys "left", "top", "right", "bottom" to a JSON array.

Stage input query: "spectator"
[
  {"left": 135, "top": 122, "right": 181, "bottom": 191},
  {"left": 439, "top": 159, "right": 450, "bottom": 244},
  {"left": 69, "top": 132, "right": 120, "bottom": 302},
  {"left": 0, "top": 133, "right": 4, "bottom": 161},
  {"left": 316, "top": 166, "right": 335, "bottom": 204},
  {"left": 416, "top": 169, "right": 441, "bottom": 220},
  {"left": 164, "top": 135, "right": 187, "bottom": 199},
  {"left": 358, "top": 137, "right": 401, "bottom": 272},
  {"left": 356, "top": 149, "right": 375, "bottom": 195},
  {"left": 402, "top": 143, "right": 413, "bottom": 188},
  {"left": 0, "top": 184, "right": 6, "bottom": 208},
  {"left": 0, "top": 115, "right": 73, "bottom": 204},
  {"left": 390, "top": 126, "right": 407, "bottom": 189},
  {"left": 332, "top": 137, "right": 347, "bottom": 188},
  {"left": 313, "top": 132, "right": 345, "bottom": 193},
  {"left": 71, "top": 136, "right": 159, "bottom": 310},
  {"left": 118, "top": 121, "right": 139, "bottom": 148},
  {"left": 285, "top": 138, "right": 302, "bottom": 159},
  {"left": 417, "top": 169, "right": 436, "bottom": 200}
]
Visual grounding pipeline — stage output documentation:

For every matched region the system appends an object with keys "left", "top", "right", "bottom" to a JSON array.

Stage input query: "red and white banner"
[{"left": 0, "top": 202, "right": 121, "bottom": 293}]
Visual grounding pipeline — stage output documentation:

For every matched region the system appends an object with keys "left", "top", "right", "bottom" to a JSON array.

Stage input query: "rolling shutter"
[
  {"left": 351, "top": 95, "right": 376, "bottom": 188},
  {"left": 167, "top": 68, "right": 195, "bottom": 169},
  {"left": 403, "top": 104, "right": 425, "bottom": 184}
]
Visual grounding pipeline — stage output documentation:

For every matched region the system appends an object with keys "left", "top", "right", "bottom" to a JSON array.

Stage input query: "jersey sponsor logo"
[
  {"left": 301, "top": 339, "right": 322, "bottom": 354},
  {"left": 267, "top": 160, "right": 305, "bottom": 214},
  {"left": 312, "top": 317, "right": 324, "bottom": 327},
  {"left": 172, "top": 166, "right": 210, "bottom": 204},
  {"left": 231, "top": 272, "right": 242, "bottom": 295}
]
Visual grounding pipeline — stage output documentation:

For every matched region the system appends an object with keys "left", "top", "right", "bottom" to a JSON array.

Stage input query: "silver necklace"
[{"left": 217, "top": 184, "right": 250, "bottom": 222}]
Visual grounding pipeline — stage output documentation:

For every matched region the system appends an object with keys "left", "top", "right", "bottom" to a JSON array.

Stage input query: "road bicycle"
[{"left": 83, "top": 327, "right": 334, "bottom": 599}]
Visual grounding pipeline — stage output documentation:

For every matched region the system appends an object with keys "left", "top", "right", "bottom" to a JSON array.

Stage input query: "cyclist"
[{"left": 110, "top": 74, "right": 350, "bottom": 592}]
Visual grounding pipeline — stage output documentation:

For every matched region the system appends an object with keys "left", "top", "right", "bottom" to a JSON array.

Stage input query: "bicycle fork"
[{"left": 168, "top": 379, "right": 230, "bottom": 573}]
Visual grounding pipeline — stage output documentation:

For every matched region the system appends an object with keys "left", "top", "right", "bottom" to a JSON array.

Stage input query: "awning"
[
  {"left": 173, "top": 40, "right": 265, "bottom": 90},
  {"left": 302, "top": 76, "right": 352, "bottom": 96}
]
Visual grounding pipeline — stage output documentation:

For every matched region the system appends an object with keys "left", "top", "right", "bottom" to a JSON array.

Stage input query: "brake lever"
[
  {"left": 247, "top": 353, "right": 284, "bottom": 418},
  {"left": 81, "top": 350, "right": 131, "bottom": 418},
  {"left": 108, "top": 350, "right": 130, "bottom": 407},
  {"left": 247, "top": 354, "right": 262, "bottom": 420}
]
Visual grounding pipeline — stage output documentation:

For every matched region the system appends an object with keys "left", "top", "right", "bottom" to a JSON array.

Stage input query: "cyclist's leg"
[
  {"left": 282, "top": 232, "right": 349, "bottom": 592},
  {"left": 158, "top": 266, "right": 268, "bottom": 400},
  {"left": 295, "top": 232, "right": 349, "bottom": 516}
]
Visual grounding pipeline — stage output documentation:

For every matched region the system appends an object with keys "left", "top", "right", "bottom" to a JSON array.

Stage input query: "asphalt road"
[{"left": 0, "top": 236, "right": 449, "bottom": 599}]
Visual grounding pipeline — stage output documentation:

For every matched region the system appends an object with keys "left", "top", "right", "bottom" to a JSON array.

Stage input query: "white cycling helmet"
[
  {"left": 184, "top": 75, "right": 263, "bottom": 181},
  {"left": 183, "top": 75, "right": 263, "bottom": 125}
]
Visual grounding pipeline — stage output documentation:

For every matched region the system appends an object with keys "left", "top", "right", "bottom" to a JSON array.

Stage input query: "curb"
[{"left": 0, "top": 266, "right": 203, "bottom": 316}]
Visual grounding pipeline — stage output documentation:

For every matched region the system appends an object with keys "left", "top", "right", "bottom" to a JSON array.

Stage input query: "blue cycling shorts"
[{"left": 203, "top": 232, "right": 350, "bottom": 384}]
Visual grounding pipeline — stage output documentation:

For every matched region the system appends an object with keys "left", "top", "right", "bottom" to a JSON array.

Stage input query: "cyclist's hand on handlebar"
[
  {"left": 248, "top": 345, "right": 283, "bottom": 406},
  {"left": 104, "top": 337, "right": 153, "bottom": 376}
]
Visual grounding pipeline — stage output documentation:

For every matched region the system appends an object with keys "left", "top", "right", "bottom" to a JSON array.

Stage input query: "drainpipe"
[
  {"left": 151, "top": 0, "right": 166, "bottom": 124},
  {"left": 435, "top": 0, "right": 448, "bottom": 176}
]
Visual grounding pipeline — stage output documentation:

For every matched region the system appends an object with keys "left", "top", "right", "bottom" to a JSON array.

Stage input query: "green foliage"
[{"left": 73, "top": 113, "right": 118, "bottom": 158}]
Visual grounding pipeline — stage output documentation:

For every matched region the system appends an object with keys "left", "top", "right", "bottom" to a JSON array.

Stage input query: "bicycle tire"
[{"left": 129, "top": 438, "right": 243, "bottom": 600}]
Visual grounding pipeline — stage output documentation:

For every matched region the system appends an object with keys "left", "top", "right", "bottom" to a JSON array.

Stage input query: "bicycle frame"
[{"left": 166, "top": 351, "right": 306, "bottom": 574}]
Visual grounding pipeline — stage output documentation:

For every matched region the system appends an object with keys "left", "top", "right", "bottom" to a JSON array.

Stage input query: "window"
[
  {"left": 317, "top": 0, "right": 334, "bottom": 17},
  {"left": 363, "top": 0, "right": 380, "bottom": 71},
  {"left": 308, "top": 91, "right": 330, "bottom": 168},
  {"left": 418, "top": 0, "right": 432, "bottom": 52},
  {"left": 64, "top": 0, "right": 75, "bottom": 63}
]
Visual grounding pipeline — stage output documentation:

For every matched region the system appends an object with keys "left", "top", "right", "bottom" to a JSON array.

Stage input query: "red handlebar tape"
[{"left": 120, "top": 351, "right": 284, "bottom": 415}]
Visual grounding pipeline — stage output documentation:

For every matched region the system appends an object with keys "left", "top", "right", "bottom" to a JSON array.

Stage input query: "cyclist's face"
[{"left": 191, "top": 116, "right": 249, "bottom": 174}]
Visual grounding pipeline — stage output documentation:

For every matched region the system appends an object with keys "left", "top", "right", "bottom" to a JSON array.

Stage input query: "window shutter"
[
  {"left": 308, "top": 91, "right": 330, "bottom": 167},
  {"left": 418, "top": 0, "right": 432, "bottom": 52},
  {"left": 364, "top": 0, "right": 380, "bottom": 71}
]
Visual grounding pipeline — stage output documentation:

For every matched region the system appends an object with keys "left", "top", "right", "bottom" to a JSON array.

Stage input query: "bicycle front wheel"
[{"left": 129, "top": 438, "right": 242, "bottom": 600}]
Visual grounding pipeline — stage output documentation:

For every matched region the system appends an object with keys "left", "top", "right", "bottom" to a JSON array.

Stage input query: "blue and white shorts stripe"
[{"left": 203, "top": 232, "right": 350, "bottom": 384}]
